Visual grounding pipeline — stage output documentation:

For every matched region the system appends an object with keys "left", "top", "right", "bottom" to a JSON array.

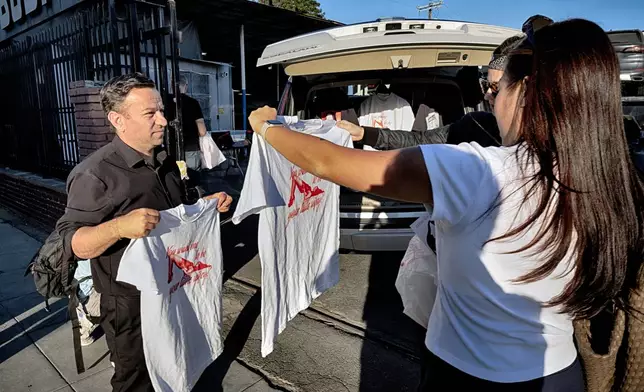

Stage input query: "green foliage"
[{"left": 258, "top": 0, "right": 325, "bottom": 18}]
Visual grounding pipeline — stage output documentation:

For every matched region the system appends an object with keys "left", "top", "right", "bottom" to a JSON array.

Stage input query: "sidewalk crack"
[{"left": 240, "top": 379, "right": 263, "bottom": 392}]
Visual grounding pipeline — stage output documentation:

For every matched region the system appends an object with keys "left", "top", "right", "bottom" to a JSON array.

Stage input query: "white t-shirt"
[
  {"left": 116, "top": 198, "right": 223, "bottom": 392},
  {"left": 233, "top": 118, "right": 353, "bottom": 357},
  {"left": 420, "top": 142, "right": 577, "bottom": 383},
  {"left": 359, "top": 93, "right": 414, "bottom": 151},
  {"left": 359, "top": 92, "right": 414, "bottom": 130}
]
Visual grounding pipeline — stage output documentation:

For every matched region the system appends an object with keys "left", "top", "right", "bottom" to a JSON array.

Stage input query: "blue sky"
[{"left": 319, "top": 0, "right": 643, "bottom": 31}]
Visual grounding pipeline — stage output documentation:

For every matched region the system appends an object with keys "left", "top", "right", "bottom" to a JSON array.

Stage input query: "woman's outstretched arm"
[{"left": 249, "top": 106, "right": 433, "bottom": 205}]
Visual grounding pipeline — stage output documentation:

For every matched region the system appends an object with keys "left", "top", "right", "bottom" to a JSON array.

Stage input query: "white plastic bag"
[
  {"left": 395, "top": 214, "right": 438, "bottom": 328},
  {"left": 199, "top": 135, "right": 227, "bottom": 169}
]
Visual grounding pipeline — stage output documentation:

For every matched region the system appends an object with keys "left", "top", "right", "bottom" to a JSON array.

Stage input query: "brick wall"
[
  {"left": 0, "top": 169, "right": 67, "bottom": 231},
  {"left": 69, "top": 80, "right": 114, "bottom": 160}
]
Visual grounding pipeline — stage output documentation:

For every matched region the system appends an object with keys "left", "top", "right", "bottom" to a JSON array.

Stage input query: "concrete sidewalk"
[{"left": 0, "top": 209, "right": 279, "bottom": 392}]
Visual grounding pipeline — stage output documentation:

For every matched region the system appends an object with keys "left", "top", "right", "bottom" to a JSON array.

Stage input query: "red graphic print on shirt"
[
  {"left": 287, "top": 167, "right": 325, "bottom": 225},
  {"left": 371, "top": 113, "right": 392, "bottom": 129},
  {"left": 166, "top": 242, "right": 211, "bottom": 297}
]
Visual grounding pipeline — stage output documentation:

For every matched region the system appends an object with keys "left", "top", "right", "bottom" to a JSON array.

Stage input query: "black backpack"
[{"left": 24, "top": 230, "right": 88, "bottom": 374}]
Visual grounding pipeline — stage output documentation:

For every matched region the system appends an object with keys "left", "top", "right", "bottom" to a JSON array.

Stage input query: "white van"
[{"left": 258, "top": 18, "right": 520, "bottom": 251}]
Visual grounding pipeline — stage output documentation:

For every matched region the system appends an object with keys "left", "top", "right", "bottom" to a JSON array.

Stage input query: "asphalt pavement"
[
  {"left": 0, "top": 208, "right": 281, "bottom": 392},
  {"left": 0, "top": 162, "right": 426, "bottom": 392}
]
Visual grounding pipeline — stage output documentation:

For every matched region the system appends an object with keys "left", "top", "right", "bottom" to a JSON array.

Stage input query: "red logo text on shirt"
[
  {"left": 166, "top": 241, "right": 211, "bottom": 298},
  {"left": 370, "top": 113, "right": 390, "bottom": 129},
  {"left": 287, "top": 167, "right": 325, "bottom": 225}
]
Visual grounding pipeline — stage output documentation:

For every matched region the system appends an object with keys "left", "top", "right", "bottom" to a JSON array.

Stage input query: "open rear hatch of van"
[
  {"left": 258, "top": 19, "right": 520, "bottom": 251},
  {"left": 258, "top": 18, "right": 520, "bottom": 74}
]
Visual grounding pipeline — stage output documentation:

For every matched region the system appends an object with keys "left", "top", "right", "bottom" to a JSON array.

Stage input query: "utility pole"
[{"left": 417, "top": 0, "right": 443, "bottom": 19}]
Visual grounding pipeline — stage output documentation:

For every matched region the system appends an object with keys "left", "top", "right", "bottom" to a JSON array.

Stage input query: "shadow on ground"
[
  {"left": 0, "top": 293, "right": 68, "bottom": 364},
  {"left": 193, "top": 291, "right": 262, "bottom": 392},
  {"left": 195, "top": 213, "right": 263, "bottom": 390}
]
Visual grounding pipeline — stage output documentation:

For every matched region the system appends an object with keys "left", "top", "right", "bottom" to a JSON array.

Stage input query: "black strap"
[
  {"left": 76, "top": 276, "right": 93, "bottom": 285},
  {"left": 68, "top": 280, "right": 86, "bottom": 374},
  {"left": 426, "top": 221, "right": 437, "bottom": 253},
  {"left": 61, "top": 258, "right": 70, "bottom": 294},
  {"left": 62, "top": 258, "right": 85, "bottom": 375}
]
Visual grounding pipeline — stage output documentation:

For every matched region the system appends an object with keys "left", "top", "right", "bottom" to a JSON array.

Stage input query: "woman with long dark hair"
[{"left": 247, "top": 18, "right": 644, "bottom": 390}]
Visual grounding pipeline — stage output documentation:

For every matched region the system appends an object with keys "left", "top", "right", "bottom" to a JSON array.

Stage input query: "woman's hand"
[
  {"left": 204, "top": 192, "right": 233, "bottom": 213},
  {"left": 246, "top": 106, "right": 432, "bottom": 205},
  {"left": 248, "top": 106, "right": 278, "bottom": 134},
  {"left": 336, "top": 120, "right": 365, "bottom": 141}
]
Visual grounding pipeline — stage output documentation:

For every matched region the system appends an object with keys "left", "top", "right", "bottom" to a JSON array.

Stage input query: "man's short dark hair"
[{"left": 100, "top": 72, "right": 156, "bottom": 114}]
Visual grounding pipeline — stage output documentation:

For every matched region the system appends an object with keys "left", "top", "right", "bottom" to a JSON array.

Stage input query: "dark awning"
[{"left": 178, "top": 0, "right": 342, "bottom": 67}]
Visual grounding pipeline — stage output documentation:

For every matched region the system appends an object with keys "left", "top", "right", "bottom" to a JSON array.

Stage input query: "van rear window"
[{"left": 608, "top": 31, "right": 642, "bottom": 44}]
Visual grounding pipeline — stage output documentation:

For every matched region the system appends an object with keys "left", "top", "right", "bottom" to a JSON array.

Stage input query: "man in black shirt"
[{"left": 56, "top": 73, "right": 231, "bottom": 392}]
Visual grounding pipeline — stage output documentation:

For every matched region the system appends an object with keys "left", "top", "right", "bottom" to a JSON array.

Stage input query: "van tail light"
[{"left": 623, "top": 45, "right": 644, "bottom": 53}]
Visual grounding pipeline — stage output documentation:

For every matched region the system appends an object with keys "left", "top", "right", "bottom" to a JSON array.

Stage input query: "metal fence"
[{"left": 0, "top": 0, "right": 171, "bottom": 179}]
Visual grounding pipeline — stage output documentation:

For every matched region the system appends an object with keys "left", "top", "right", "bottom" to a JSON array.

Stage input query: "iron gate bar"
[
  {"left": 127, "top": 2, "right": 141, "bottom": 73},
  {"left": 52, "top": 25, "right": 68, "bottom": 166},
  {"left": 100, "top": 3, "right": 111, "bottom": 81},
  {"left": 135, "top": 0, "right": 165, "bottom": 8},
  {"left": 82, "top": 12, "right": 95, "bottom": 81},
  {"left": 150, "top": 16, "right": 159, "bottom": 86},
  {"left": 141, "top": 26, "right": 170, "bottom": 40},
  {"left": 108, "top": 0, "right": 121, "bottom": 76},
  {"left": 156, "top": 28, "right": 170, "bottom": 104},
  {"left": 168, "top": 0, "right": 183, "bottom": 161},
  {"left": 143, "top": 11, "right": 151, "bottom": 75}
]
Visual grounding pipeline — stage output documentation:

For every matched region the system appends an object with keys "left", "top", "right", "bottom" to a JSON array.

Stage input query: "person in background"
[
  {"left": 56, "top": 73, "right": 232, "bottom": 392},
  {"left": 338, "top": 34, "right": 526, "bottom": 149},
  {"left": 171, "top": 75, "right": 208, "bottom": 192},
  {"left": 247, "top": 17, "right": 644, "bottom": 391}
]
